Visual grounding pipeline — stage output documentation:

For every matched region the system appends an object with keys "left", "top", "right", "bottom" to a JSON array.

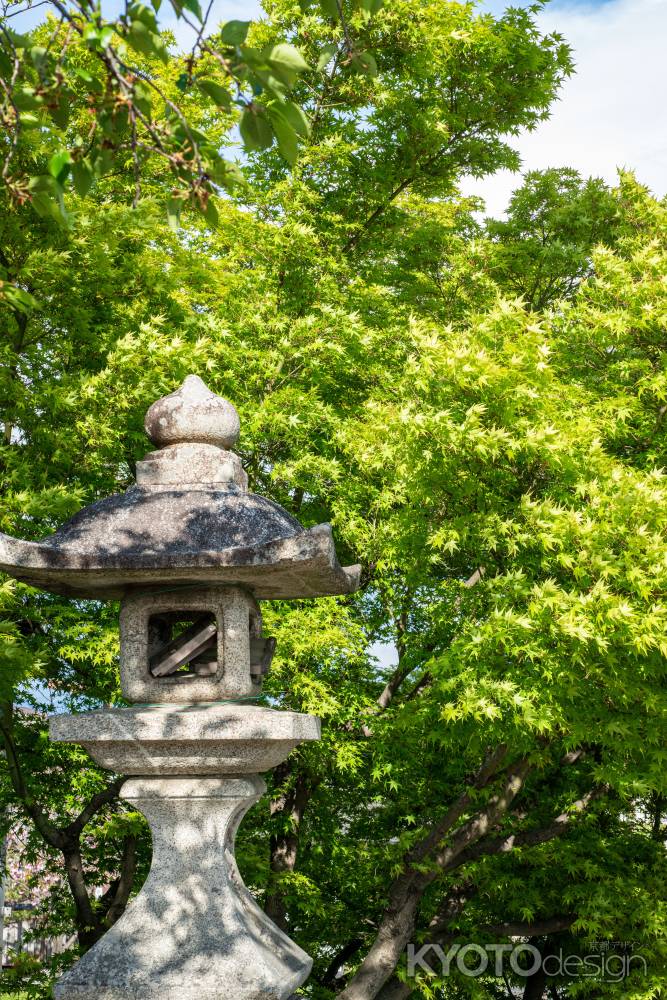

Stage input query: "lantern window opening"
[{"left": 148, "top": 611, "right": 219, "bottom": 680}]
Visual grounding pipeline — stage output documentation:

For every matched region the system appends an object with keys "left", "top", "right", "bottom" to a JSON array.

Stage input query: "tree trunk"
[
  {"left": 64, "top": 849, "right": 104, "bottom": 951},
  {"left": 375, "top": 978, "right": 413, "bottom": 1000},
  {"left": 522, "top": 938, "right": 560, "bottom": 1000},
  {"left": 336, "top": 874, "right": 424, "bottom": 1000},
  {"left": 265, "top": 830, "right": 299, "bottom": 931},
  {"left": 0, "top": 828, "right": 6, "bottom": 973},
  {"left": 264, "top": 764, "right": 318, "bottom": 932},
  {"left": 651, "top": 793, "right": 664, "bottom": 841}
]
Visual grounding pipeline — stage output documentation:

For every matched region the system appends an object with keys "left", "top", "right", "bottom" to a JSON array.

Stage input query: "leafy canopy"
[
  {"left": 0, "top": 0, "right": 664, "bottom": 997},
  {"left": 0, "top": 0, "right": 387, "bottom": 223}
]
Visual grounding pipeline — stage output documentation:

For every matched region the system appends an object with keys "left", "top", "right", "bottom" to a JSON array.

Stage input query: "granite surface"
[
  {"left": 145, "top": 375, "right": 241, "bottom": 449},
  {"left": 54, "top": 775, "right": 312, "bottom": 1000},
  {"left": 49, "top": 703, "right": 321, "bottom": 775},
  {"left": 119, "top": 586, "right": 261, "bottom": 703},
  {"left": 0, "top": 521, "right": 360, "bottom": 599}
]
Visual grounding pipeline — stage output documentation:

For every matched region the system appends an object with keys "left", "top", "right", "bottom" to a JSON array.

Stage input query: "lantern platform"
[{"left": 50, "top": 703, "right": 320, "bottom": 775}]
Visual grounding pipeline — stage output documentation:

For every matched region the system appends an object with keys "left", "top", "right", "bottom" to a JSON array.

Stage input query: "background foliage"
[{"left": 0, "top": 1, "right": 665, "bottom": 998}]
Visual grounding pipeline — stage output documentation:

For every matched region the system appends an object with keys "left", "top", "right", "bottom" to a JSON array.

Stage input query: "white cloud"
[{"left": 461, "top": 0, "right": 667, "bottom": 216}]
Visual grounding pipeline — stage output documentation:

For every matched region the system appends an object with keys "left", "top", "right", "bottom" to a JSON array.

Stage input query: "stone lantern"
[{"left": 0, "top": 376, "right": 359, "bottom": 1000}]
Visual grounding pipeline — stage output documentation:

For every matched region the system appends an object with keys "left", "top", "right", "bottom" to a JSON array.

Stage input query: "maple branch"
[
  {"left": 408, "top": 744, "right": 510, "bottom": 865},
  {"left": 337, "top": 754, "right": 531, "bottom": 1000},
  {"left": 66, "top": 777, "right": 123, "bottom": 840},
  {"left": 105, "top": 833, "right": 138, "bottom": 927},
  {"left": 485, "top": 915, "right": 575, "bottom": 938},
  {"left": 0, "top": 701, "right": 65, "bottom": 851},
  {"left": 63, "top": 845, "right": 98, "bottom": 940},
  {"left": 446, "top": 785, "right": 608, "bottom": 872},
  {"left": 321, "top": 937, "right": 364, "bottom": 989}
]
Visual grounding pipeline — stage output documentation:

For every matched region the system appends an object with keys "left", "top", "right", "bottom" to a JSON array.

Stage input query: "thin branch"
[
  {"left": 485, "top": 915, "right": 575, "bottom": 938},
  {"left": 130, "top": 106, "right": 141, "bottom": 208},
  {"left": 343, "top": 125, "right": 486, "bottom": 252},
  {"left": 66, "top": 778, "right": 123, "bottom": 839},
  {"left": 47, "top": 0, "right": 188, "bottom": 182},
  {"left": 334, "top": 0, "right": 355, "bottom": 55},
  {"left": 310, "top": 43, "right": 344, "bottom": 137},
  {"left": 404, "top": 672, "right": 433, "bottom": 701},
  {"left": 464, "top": 566, "right": 485, "bottom": 588},
  {"left": 320, "top": 937, "right": 363, "bottom": 988},
  {"left": 0, "top": 26, "right": 21, "bottom": 181},
  {"left": 4, "top": 0, "right": 53, "bottom": 16},
  {"left": 45, "top": 13, "right": 68, "bottom": 61},
  {"left": 188, "top": 0, "right": 215, "bottom": 73},
  {"left": 130, "top": 65, "right": 207, "bottom": 182},
  {"left": 377, "top": 661, "right": 416, "bottom": 711},
  {"left": 0, "top": 701, "right": 65, "bottom": 851},
  {"left": 344, "top": 172, "right": 419, "bottom": 251}
]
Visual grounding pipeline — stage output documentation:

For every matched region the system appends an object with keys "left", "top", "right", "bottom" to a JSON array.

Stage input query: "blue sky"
[
  {"left": 482, "top": 0, "right": 614, "bottom": 11},
  {"left": 8, "top": 0, "right": 620, "bottom": 43}
]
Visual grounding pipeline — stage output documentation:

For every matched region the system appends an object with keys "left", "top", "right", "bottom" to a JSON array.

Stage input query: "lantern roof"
[{"left": 0, "top": 376, "right": 360, "bottom": 601}]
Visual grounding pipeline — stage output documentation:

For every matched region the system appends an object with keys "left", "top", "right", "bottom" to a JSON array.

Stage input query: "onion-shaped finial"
[{"left": 144, "top": 375, "right": 240, "bottom": 449}]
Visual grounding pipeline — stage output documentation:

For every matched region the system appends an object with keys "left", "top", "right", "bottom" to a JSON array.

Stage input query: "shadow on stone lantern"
[{"left": 0, "top": 375, "right": 360, "bottom": 1000}]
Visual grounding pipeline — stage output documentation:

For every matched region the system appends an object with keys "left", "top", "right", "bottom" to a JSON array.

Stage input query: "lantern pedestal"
[
  {"left": 55, "top": 775, "right": 309, "bottom": 1000},
  {"left": 50, "top": 708, "right": 320, "bottom": 1000}
]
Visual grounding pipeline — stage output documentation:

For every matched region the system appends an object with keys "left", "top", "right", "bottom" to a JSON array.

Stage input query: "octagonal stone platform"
[{"left": 50, "top": 703, "right": 320, "bottom": 775}]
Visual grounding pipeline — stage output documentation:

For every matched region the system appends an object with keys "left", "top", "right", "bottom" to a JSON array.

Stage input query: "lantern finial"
[{"left": 144, "top": 374, "right": 240, "bottom": 449}]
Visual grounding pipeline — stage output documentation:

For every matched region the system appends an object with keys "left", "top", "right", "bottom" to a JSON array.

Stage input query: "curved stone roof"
[
  {"left": 0, "top": 378, "right": 360, "bottom": 600},
  {"left": 40, "top": 487, "right": 303, "bottom": 557}
]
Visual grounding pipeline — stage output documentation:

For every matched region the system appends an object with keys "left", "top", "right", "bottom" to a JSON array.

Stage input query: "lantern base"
[{"left": 54, "top": 775, "right": 311, "bottom": 1000}]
